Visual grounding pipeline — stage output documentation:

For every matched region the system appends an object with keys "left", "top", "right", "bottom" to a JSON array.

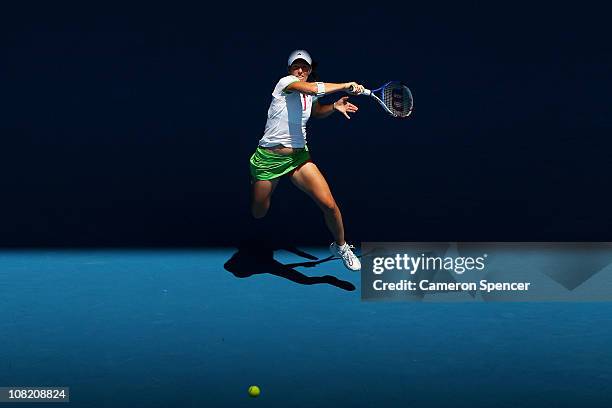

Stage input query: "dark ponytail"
[{"left": 308, "top": 61, "right": 319, "bottom": 82}]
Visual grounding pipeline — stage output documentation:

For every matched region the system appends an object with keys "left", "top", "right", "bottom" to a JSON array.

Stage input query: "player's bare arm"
[
  {"left": 285, "top": 81, "right": 364, "bottom": 95},
  {"left": 312, "top": 97, "right": 359, "bottom": 120}
]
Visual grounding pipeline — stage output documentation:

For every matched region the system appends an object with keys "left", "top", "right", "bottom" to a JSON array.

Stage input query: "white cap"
[{"left": 287, "top": 49, "right": 312, "bottom": 66}]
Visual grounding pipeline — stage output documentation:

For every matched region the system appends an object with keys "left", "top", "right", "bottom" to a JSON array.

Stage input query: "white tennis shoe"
[{"left": 330, "top": 242, "right": 361, "bottom": 271}]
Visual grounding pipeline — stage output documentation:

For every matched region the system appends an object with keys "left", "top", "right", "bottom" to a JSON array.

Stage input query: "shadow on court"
[{"left": 223, "top": 241, "right": 355, "bottom": 291}]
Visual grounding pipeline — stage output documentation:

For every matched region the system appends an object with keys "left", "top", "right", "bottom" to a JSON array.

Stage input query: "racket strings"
[{"left": 382, "top": 84, "right": 413, "bottom": 117}]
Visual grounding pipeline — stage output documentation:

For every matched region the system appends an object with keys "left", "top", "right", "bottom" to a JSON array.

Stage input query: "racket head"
[{"left": 377, "top": 81, "right": 414, "bottom": 118}]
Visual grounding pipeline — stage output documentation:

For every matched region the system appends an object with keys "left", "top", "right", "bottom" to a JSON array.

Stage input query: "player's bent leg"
[
  {"left": 289, "top": 162, "right": 345, "bottom": 244},
  {"left": 251, "top": 178, "right": 280, "bottom": 219},
  {"left": 290, "top": 162, "right": 361, "bottom": 271}
]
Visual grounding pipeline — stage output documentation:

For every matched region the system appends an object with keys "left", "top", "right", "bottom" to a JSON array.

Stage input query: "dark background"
[{"left": 2, "top": 5, "right": 611, "bottom": 247}]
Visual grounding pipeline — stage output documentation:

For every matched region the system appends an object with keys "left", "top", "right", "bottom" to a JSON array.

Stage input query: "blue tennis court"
[{"left": 2, "top": 248, "right": 612, "bottom": 407}]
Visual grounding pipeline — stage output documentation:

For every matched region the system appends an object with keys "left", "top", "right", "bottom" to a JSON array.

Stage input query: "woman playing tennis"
[{"left": 249, "top": 49, "right": 364, "bottom": 271}]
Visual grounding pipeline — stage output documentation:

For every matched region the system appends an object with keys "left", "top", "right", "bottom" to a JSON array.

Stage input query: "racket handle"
[{"left": 349, "top": 84, "right": 371, "bottom": 96}]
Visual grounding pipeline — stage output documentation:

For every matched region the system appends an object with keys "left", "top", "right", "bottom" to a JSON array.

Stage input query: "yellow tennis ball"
[{"left": 248, "top": 385, "right": 260, "bottom": 397}]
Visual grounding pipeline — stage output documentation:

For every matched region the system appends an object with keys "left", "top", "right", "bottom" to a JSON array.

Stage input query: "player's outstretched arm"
[{"left": 285, "top": 81, "right": 364, "bottom": 96}]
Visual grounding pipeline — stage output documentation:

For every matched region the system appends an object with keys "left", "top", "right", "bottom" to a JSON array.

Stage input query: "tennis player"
[{"left": 249, "top": 49, "right": 363, "bottom": 271}]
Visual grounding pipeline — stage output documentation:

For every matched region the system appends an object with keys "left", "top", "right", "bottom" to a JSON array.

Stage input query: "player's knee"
[
  {"left": 252, "top": 211, "right": 267, "bottom": 219},
  {"left": 320, "top": 199, "right": 337, "bottom": 214},
  {"left": 251, "top": 203, "right": 269, "bottom": 219}
]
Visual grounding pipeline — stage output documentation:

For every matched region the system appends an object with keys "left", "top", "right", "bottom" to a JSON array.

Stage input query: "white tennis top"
[{"left": 258, "top": 75, "right": 319, "bottom": 148}]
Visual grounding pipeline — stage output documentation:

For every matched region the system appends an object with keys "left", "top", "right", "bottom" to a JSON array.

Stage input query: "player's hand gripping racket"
[{"left": 350, "top": 81, "right": 414, "bottom": 118}]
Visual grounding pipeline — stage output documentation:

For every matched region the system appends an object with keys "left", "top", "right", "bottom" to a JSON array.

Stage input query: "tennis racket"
[{"left": 351, "top": 81, "right": 414, "bottom": 118}]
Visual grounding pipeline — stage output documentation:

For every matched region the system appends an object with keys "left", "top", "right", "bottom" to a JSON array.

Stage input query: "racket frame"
[{"left": 354, "top": 81, "right": 413, "bottom": 118}]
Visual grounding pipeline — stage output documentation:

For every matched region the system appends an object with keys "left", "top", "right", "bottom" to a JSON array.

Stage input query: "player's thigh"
[
  {"left": 251, "top": 178, "right": 280, "bottom": 204},
  {"left": 289, "top": 162, "right": 335, "bottom": 209}
]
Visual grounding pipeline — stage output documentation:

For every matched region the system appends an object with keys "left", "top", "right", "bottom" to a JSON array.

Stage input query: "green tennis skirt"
[{"left": 249, "top": 146, "right": 311, "bottom": 181}]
